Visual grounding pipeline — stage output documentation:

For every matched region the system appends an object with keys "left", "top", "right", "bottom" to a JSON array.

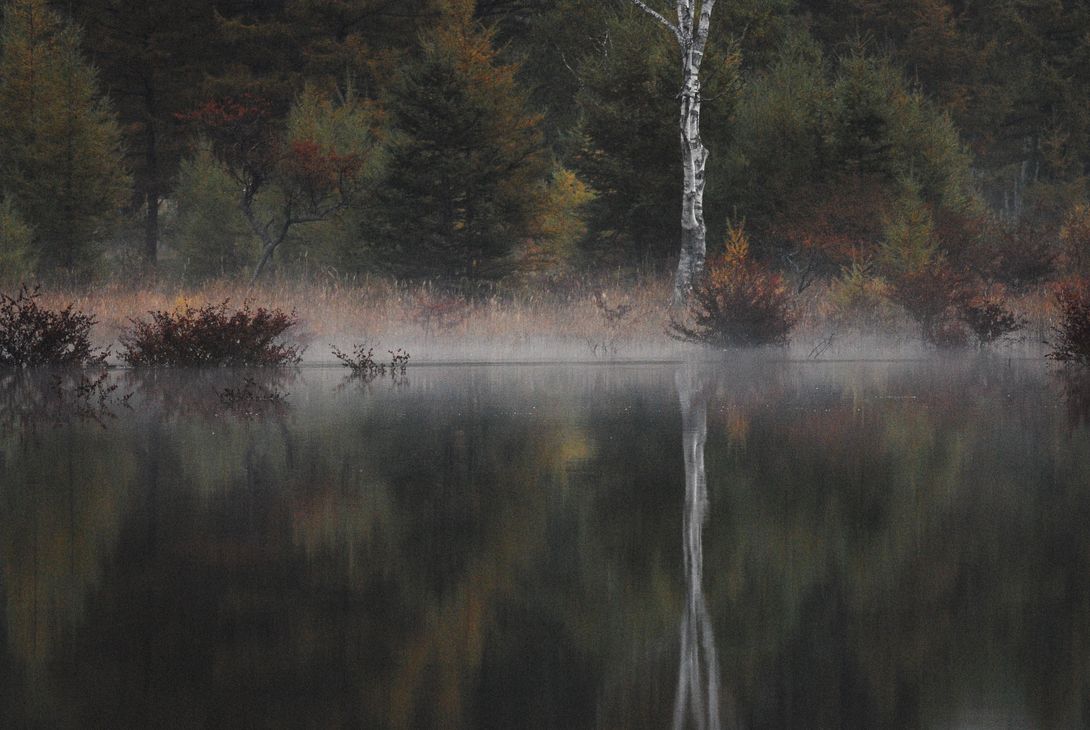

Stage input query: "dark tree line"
[{"left": 0, "top": 0, "right": 1087, "bottom": 292}]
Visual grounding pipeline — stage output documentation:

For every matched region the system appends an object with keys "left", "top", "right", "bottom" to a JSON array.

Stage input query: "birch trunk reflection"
[{"left": 673, "top": 369, "right": 721, "bottom": 730}]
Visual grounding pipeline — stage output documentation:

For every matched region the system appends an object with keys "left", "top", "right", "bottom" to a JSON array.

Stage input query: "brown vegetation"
[
  {"left": 670, "top": 226, "right": 797, "bottom": 348},
  {"left": 7, "top": 266, "right": 1065, "bottom": 364},
  {"left": 331, "top": 343, "right": 410, "bottom": 377},
  {"left": 34, "top": 275, "right": 680, "bottom": 362},
  {"left": 1049, "top": 279, "right": 1090, "bottom": 366},
  {"left": 0, "top": 285, "right": 106, "bottom": 367},
  {"left": 119, "top": 300, "right": 303, "bottom": 367}
]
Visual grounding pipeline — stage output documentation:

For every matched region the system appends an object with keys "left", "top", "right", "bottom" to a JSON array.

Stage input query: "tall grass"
[
  {"left": 25, "top": 271, "right": 1060, "bottom": 363},
  {"left": 33, "top": 273, "right": 683, "bottom": 362}
]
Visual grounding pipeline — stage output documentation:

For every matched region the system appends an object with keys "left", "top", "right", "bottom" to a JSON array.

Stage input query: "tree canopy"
[{"left": 0, "top": 0, "right": 1083, "bottom": 286}]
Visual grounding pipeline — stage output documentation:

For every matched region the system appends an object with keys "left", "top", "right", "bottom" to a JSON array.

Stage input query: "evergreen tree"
[
  {"left": 720, "top": 35, "right": 972, "bottom": 285},
  {"left": 575, "top": 10, "right": 681, "bottom": 266},
  {"left": 0, "top": 198, "right": 33, "bottom": 282},
  {"left": 168, "top": 144, "right": 257, "bottom": 279},
  {"left": 210, "top": 0, "right": 432, "bottom": 106},
  {"left": 980, "top": 0, "right": 1090, "bottom": 216},
  {"left": 375, "top": 0, "right": 548, "bottom": 281},
  {"left": 0, "top": 0, "right": 129, "bottom": 274},
  {"left": 70, "top": 0, "right": 219, "bottom": 265},
  {"left": 797, "top": 0, "right": 1090, "bottom": 220},
  {"left": 575, "top": 5, "right": 742, "bottom": 268}
]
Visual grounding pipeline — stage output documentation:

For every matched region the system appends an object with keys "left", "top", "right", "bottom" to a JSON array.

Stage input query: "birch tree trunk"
[{"left": 627, "top": 0, "right": 717, "bottom": 303}]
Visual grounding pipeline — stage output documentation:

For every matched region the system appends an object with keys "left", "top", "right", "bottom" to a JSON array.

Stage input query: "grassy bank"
[{"left": 27, "top": 274, "right": 1061, "bottom": 364}]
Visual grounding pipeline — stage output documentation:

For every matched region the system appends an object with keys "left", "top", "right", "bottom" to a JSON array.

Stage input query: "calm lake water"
[{"left": 2, "top": 360, "right": 1090, "bottom": 729}]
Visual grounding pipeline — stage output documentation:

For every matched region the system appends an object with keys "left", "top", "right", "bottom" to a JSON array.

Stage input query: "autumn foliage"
[
  {"left": 178, "top": 96, "right": 362, "bottom": 196},
  {"left": 120, "top": 301, "right": 302, "bottom": 367},
  {"left": 177, "top": 96, "right": 273, "bottom": 166},
  {"left": 0, "top": 285, "right": 106, "bottom": 367},
  {"left": 177, "top": 92, "right": 369, "bottom": 280},
  {"left": 770, "top": 176, "right": 890, "bottom": 290},
  {"left": 1048, "top": 279, "right": 1090, "bottom": 366},
  {"left": 885, "top": 262, "right": 968, "bottom": 346},
  {"left": 670, "top": 226, "right": 796, "bottom": 348},
  {"left": 281, "top": 140, "right": 363, "bottom": 203}
]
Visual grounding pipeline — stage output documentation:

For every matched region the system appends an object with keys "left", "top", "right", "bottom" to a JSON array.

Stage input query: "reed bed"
[
  {"left": 33, "top": 274, "right": 689, "bottom": 363},
  {"left": 25, "top": 273, "right": 1061, "bottom": 364}
]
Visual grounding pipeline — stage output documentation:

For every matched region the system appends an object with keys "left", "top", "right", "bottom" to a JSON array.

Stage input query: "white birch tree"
[{"left": 625, "top": 0, "right": 717, "bottom": 303}]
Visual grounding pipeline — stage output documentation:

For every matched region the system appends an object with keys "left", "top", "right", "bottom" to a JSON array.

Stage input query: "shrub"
[
  {"left": 120, "top": 300, "right": 303, "bottom": 367},
  {"left": 1048, "top": 279, "right": 1090, "bottom": 366},
  {"left": 331, "top": 343, "right": 410, "bottom": 377},
  {"left": 961, "top": 296, "right": 1025, "bottom": 346},
  {"left": 886, "top": 263, "right": 970, "bottom": 347},
  {"left": 0, "top": 284, "right": 106, "bottom": 367},
  {"left": 826, "top": 259, "right": 894, "bottom": 330},
  {"left": 769, "top": 175, "right": 892, "bottom": 292},
  {"left": 670, "top": 225, "right": 796, "bottom": 348}
]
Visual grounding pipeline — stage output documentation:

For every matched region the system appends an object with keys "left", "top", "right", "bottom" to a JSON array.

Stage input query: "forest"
[{"left": 1, "top": 0, "right": 1089, "bottom": 354}]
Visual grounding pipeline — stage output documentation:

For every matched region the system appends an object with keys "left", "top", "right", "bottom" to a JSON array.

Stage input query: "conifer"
[
  {"left": 0, "top": 0, "right": 128, "bottom": 274},
  {"left": 376, "top": 0, "right": 548, "bottom": 281}
]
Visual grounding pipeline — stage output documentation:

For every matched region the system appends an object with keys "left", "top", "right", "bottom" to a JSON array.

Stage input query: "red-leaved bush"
[
  {"left": 120, "top": 301, "right": 303, "bottom": 367},
  {"left": 670, "top": 226, "right": 796, "bottom": 348},
  {"left": 0, "top": 285, "right": 106, "bottom": 367}
]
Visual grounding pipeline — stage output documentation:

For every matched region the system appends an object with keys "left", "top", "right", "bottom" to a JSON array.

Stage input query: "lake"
[{"left": 2, "top": 359, "right": 1089, "bottom": 728}]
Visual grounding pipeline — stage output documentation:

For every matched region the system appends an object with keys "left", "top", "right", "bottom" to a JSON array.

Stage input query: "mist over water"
[{"left": 1, "top": 359, "right": 1089, "bottom": 728}]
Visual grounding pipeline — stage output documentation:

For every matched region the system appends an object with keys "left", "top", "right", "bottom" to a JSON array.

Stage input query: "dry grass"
[
  {"left": 787, "top": 281, "right": 1059, "bottom": 360},
  {"left": 20, "top": 273, "right": 1062, "bottom": 364},
  {"left": 31, "top": 274, "right": 688, "bottom": 363}
]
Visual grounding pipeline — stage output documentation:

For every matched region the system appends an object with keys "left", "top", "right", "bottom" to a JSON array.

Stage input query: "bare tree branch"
[{"left": 626, "top": 0, "right": 682, "bottom": 43}]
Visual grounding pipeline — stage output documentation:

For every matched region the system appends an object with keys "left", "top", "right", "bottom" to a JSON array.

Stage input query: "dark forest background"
[{"left": 0, "top": 0, "right": 1088, "bottom": 296}]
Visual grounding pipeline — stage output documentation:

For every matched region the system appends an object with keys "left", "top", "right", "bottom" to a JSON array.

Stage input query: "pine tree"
[
  {"left": 71, "top": 0, "right": 218, "bottom": 265},
  {"left": 210, "top": 0, "right": 431, "bottom": 107},
  {"left": 0, "top": 198, "right": 33, "bottom": 282},
  {"left": 575, "top": 4, "right": 742, "bottom": 271},
  {"left": 376, "top": 0, "right": 548, "bottom": 281},
  {"left": 0, "top": 0, "right": 128, "bottom": 274}
]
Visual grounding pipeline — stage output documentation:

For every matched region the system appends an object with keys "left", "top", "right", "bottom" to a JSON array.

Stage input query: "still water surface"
[{"left": 2, "top": 360, "right": 1089, "bottom": 729}]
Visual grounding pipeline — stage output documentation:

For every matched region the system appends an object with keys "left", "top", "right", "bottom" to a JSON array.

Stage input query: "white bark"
[{"left": 628, "top": 0, "right": 717, "bottom": 303}]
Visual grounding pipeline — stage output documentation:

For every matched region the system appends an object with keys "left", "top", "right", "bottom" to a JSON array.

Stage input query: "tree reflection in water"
[
  {"left": 674, "top": 368, "right": 723, "bottom": 730},
  {"left": 3, "top": 363, "right": 1090, "bottom": 726}
]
